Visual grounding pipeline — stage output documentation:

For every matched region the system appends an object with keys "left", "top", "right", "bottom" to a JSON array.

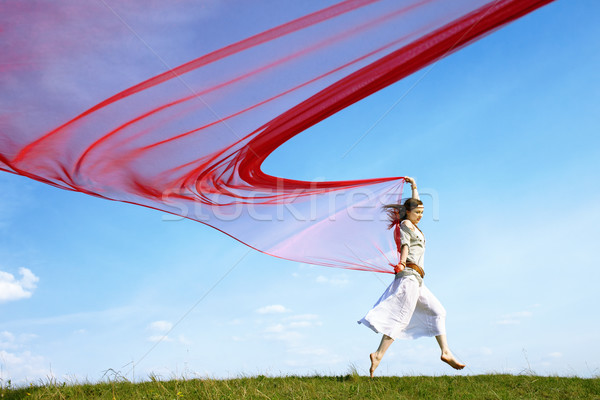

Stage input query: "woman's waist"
[
  {"left": 405, "top": 263, "right": 425, "bottom": 279},
  {"left": 395, "top": 264, "right": 425, "bottom": 285}
]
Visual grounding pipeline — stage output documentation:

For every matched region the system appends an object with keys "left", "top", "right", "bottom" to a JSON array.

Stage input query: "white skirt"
[{"left": 358, "top": 273, "right": 446, "bottom": 340}]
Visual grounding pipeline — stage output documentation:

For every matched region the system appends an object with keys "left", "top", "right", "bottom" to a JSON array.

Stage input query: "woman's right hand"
[
  {"left": 393, "top": 262, "right": 406, "bottom": 274},
  {"left": 404, "top": 176, "right": 415, "bottom": 186}
]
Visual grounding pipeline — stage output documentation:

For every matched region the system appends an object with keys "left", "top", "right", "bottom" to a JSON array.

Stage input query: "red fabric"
[{"left": 0, "top": 0, "right": 553, "bottom": 273}]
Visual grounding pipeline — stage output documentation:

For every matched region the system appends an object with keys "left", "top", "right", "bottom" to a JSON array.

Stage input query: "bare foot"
[
  {"left": 369, "top": 353, "right": 382, "bottom": 377},
  {"left": 441, "top": 352, "right": 465, "bottom": 370}
]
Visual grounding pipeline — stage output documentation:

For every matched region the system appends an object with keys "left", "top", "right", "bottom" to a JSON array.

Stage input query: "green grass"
[{"left": 2, "top": 374, "right": 599, "bottom": 399}]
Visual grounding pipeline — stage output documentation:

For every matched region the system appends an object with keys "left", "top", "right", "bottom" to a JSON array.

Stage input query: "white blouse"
[{"left": 399, "top": 220, "right": 426, "bottom": 268}]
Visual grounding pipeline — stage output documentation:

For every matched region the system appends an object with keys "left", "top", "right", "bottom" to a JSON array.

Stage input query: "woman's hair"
[{"left": 382, "top": 198, "right": 423, "bottom": 229}]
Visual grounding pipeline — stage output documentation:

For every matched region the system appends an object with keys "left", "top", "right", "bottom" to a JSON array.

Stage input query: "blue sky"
[{"left": 1, "top": 0, "right": 600, "bottom": 383}]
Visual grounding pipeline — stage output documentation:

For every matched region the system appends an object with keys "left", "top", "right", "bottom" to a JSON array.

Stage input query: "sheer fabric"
[{"left": 0, "top": 0, "right": 553, "bottom": 272}]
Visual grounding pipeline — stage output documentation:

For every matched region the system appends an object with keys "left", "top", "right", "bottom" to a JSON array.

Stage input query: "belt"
[{"left": 407, "top": 263, "right": 425, "bottom": 279}]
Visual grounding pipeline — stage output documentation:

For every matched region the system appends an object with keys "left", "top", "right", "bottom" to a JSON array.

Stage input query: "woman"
[{"left": 358, "top": 177, "right": 465, "bottom": 377}]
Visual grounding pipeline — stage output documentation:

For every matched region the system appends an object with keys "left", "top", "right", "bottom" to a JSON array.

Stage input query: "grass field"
[{"left": 2, "top": 374, "right": 599, "bottom": 399}]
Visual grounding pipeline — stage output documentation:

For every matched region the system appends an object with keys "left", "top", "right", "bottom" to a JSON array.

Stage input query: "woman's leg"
[
  {"left": 363, "top": 277, "right": 421, "bottom": 377},
  {"left": 370, "top": 334, "right": 394, "bottom": 377},
  {"left": 413, "top": 285, "right": 465, "bottom": 370},
  {"left": 435, "top": 334, "right": 465, "bottom": 370}
]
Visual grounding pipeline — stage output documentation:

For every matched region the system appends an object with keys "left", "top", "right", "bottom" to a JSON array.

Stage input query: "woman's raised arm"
[{"left": 404, "top": 176, "right": 420, "bottom": 200}]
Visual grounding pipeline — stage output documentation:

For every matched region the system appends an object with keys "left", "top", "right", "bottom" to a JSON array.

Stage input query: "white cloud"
[
  {"left": 146, "top": 321, "right": 190, "bottom": 345},
  {"left": 265, "top": 324, "right": 286, "bottom": 333},
  {"left": 147, "top": 320, "right": 173, "bottom": 343},
  {"left": 148, "top": 320, "right": 173, "bottom": 332},
  {"left": 0, "top": 331, "right": 48, "bottom": 384},
  {"left": 0, "top": 331, "right": 18, "bottom": 351},
  {"left": 261, "top": 313, "right": 324, "bottom": 347},
  {"left": 0, "top": 330, "right": 37, "bottom": 350},
  {"left": 263, "top": 314, "right": 322, "bottom": 333},
  {"left": 0, "top": 331, "right": 15, "bottom": 343},
  {"left": 288, "top": 347, "right": 328, "bottom": 356},
  {"left": 495, "top": 319, "right": 519, "bottom": 325},
  {"left": 256, "top": 305, "right": 289, "bottom": 314},
  {"left": 147, "top": 334, "right": 190, "bottom": 345},
  {"left": 288, "top": 321, "right": 312, "bottom": 328},
  {"left": 267, "top": 330, "right": 303, "bottom": 344},
  {"left": 548, "top": 352, "right": 562, "bottom": 358},
  {"left": 0, "top": 267, "right": 39, "bottom": 303},
  {"left": 0, "top": 350, "right": 49, "bottom": 384}
]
